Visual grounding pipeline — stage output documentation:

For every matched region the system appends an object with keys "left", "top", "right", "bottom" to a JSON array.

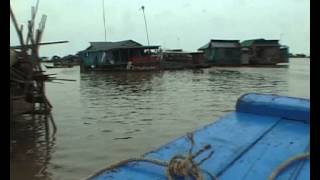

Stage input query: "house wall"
[
  {"left": 203, "top": 49, "right": 213, "bottom": 62},
  {"left": 279, "top": 48, "right": 289, "bottom": 63},
  {"left": 241, "top": 51, "right": 250, "bottom": 65},
  {"left": 79, "top": 49, "right": 152, "bottom": 71},
  {"left": 191, "top": 53, "right": 204, "bottom": 65},
  {"left": 204, "top": 48, "right": 241, "bottom": 65},
  {"left": 79, "top": 51, "right": 103, "bottom": 67},
  {"left": 250, "top": 46, "right": 281, "bottom": 64},
  {"left": 80, "top": 49, "right": 143, "bottom": 68}
]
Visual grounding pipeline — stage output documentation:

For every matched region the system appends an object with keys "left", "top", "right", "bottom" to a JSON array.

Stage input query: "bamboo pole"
[
  {"left": 11, "top": 1, "right": 58, "bottom": 130},
  {"left": 11, "top": 41, "right": 69, "bottom": 49},
  {"left": 10, "top": 5, "right": 25, "bottom": 47}
]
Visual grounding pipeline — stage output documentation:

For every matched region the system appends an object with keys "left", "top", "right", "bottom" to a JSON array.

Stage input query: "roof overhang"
[{"left": 79, "top": 46, "right": 160, "bottom": 53}]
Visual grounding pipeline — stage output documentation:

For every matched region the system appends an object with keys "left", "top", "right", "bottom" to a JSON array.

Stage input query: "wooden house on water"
[
  {"left": 240, "top": 39, "right": 288, "bottom": 65},
  {"left": 198, "top": 40, "right": 242, "bottom": 65},
  {"left": 78, "top": 40, "right": 161, "bottom": 71}
]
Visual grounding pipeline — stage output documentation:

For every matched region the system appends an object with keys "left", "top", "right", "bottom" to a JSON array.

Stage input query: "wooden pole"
[
  {"left": 102, "top": 0, "right": 107, "bottom": 41},
  {"left": 11, "top": 41, "right": 69, "bottom": 49},
  {"left": 141, "top": 6, "right": 150, "bottom": 46},
  {"left": 10, "top": 5, "right": 25, "bottom": 47}
]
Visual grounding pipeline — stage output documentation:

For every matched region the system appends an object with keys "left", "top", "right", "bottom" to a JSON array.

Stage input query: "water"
[{"left": 10, "top": 58, "right": 310, "bottom": 180}]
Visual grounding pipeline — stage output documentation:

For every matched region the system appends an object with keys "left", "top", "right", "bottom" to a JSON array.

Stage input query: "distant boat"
[{"left": 84, "top": 93, "right": 310, "bottom": 180}]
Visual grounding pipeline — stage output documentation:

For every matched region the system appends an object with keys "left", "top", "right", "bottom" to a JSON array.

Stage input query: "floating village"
[
  {"left": 11, "top": 36, "right": 291, "bottom": 116},
  {"left": 43, "top": 37, "right": 290, "bottom": 71},
  {"left": 10, "top": 2, "right": 309, "bottom": 180},
  {"left": 76, "top": 38, "right": 289, "bottom": 72},
  {"left": 10, "top": 3, "right": 291, "bottom": 117}
]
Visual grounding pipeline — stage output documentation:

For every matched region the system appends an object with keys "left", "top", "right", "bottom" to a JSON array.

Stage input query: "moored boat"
[{"left": 84, "top": 93, "right": 310, "bottom": 180}]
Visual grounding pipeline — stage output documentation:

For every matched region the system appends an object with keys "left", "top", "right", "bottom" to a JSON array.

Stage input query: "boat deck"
[{"left": 87, "top": 93, "right": 310, "bottom": 180}]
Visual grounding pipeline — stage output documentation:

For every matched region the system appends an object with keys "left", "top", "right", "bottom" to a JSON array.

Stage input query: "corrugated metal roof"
[
  {"left": 87, "top": 40, "right": 142, "bottom": 51},
  {"left": 80, "top": 40, "right": 159, "bottom": 52},
  {"left": 210, "top": 39, "right": 240, "bottom": 42},
  {"left": 241, "top": 39, "right": 279, "bottom": 47},
  {"left": 241, "top": 39, "right": 262, "bottom": 47},
  {"left": 210, "top": 42, "right": 239, "bottom": 48},
  {"left": 198, "top": 39, "right": 240, "bottom": 50}
]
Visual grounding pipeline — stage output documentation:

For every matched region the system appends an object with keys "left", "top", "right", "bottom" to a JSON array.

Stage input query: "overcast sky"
[{"left": 10, "top": 0, "right": 310, "bottom": 57}]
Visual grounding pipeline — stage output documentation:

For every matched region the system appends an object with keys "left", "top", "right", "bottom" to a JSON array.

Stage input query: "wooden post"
[{"left": 10, "top": 6, "right": 25, "bottom": 47}]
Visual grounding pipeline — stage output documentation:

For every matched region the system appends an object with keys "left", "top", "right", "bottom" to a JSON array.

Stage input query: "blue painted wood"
[
  {"left": 219, "top": 119, "right": 309, "bottom": 180},
  {"left": 236, "top": 93, "right": 310, "bottom": 122},
  {"left": 87, "top": 93, "right": 310, "bottom": 180},
  {"left": 296, "top": 160, "right": 310, "bottom": 180},
  {"left": 145, "top": 113, "right": 279, "bottom": 175}
]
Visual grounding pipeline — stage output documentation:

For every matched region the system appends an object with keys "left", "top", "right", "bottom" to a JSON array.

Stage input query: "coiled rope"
[
  {"left": 85, "top": 132, "right": 217, "bottom": 180},
  {"left": 269, "top": 152, "right": 310, "bottom": 180}
]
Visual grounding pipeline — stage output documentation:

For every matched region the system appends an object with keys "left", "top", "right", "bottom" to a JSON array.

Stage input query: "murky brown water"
[{"left": 10, "top": 58, "right": 309, "bottom": 180}]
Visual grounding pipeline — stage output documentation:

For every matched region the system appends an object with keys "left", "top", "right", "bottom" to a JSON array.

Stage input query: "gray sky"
[{"left": 10, "top": 0, "right": 310, "bottom": 57}]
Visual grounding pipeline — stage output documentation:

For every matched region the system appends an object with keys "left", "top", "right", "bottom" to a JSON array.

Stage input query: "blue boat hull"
[{"left": 85, "top": 93, "right": 310, "bottom": 180}]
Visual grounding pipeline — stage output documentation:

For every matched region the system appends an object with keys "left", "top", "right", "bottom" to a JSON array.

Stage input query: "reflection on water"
[
  {"left": 10, "top": 59, "right": 309, "bottom": 180},
  {"left": 10, "top": 114, "right": 56, "bottom": 180}
]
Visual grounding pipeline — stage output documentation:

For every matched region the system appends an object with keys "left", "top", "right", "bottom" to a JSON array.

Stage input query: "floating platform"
[{"left": 85, "top": 93, "right": 310, "bottom": 180}]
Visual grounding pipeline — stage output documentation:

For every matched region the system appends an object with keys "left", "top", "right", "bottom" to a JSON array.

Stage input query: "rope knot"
[
  {"left": 167, "top": 132, "right": 214, "bottom": 180},
  {"left": 168, "top": 155, "right": 201, "bottom": 179}
]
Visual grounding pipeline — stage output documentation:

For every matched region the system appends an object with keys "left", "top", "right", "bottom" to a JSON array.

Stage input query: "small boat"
[{"left": 84, "top": 93, "right": 310, "bottom": 180}]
